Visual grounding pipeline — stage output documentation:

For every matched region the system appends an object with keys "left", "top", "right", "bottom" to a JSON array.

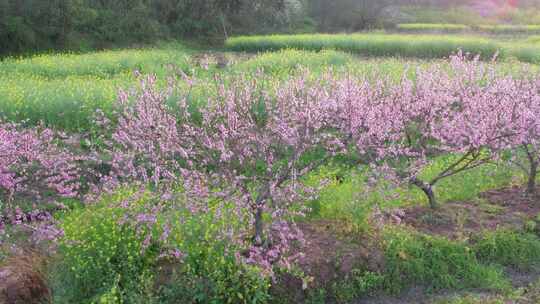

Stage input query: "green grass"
[
  {"left": 474, "top": 24, "right": 540, "bottom": 34},
  {"left": 474, "top": 230, "right": 540, "bottom": 270},
  {"left": 306, "top": 156, "right": 516, "bottom": 230},
  {"left": 229, "top": 49, "right": 355, "bottom": 76},
  {"left": 52, "top": 190, "right": 161, "bottom": 303},
  {"left": 226, "top": 33, "right": 540, "bottom": 64},
  {"left": 382, "top": 228, "right": 510, "bottom": 293},
  {"left": 228, "top": 49, "right": 423, "bottom": 81},
  {"left": 0, "top": 44, "right": 191, "bottom": 79},
  {"left": 396, "top": 23, "right": 540, "bottom": 34},
  {"left": 0, "top": 75, "right": 125, "bottom": 131},
  {"left": 397, "top": 23, "right": 470, "bottom": 32},
  {"left": 417, "top": 156, "right": 516, "bottom": 203},
  {"left": 0, "top": 47, "right": 417, "bottom": 131},
  {"left": 236, "top": 49, "right": 536, "bottom": 82},
  {"left": 0, "top": 46, "right": 411, "bottom": 132},
  {"left": 0, "top": 45, "right": 405, "bottom": 132}
]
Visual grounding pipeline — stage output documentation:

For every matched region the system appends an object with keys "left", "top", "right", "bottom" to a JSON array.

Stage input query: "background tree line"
[
  {"left": 2, "top": 0, "right": 540, "bottom": 56},
  {"left": 0, "top": 0, "right": 309, "bottom": 55}
]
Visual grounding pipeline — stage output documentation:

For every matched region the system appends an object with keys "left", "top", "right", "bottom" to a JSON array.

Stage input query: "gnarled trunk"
[
  {"left": 527, "top": 160, "right": 538, "bottom": 197},
  {"left": 253, "top": 206, "right": 264, "bottom": 246},
  {"left": 410, "top": 177, "right": 437, "bottom": 209},
  {"left": 524, "top": 144, "right": 538, "bottom": 197},
  {"left": 252, "top": 186, "right": 271, "bottom": 246}
]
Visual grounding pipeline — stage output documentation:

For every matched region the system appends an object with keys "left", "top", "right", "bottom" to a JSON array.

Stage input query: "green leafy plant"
[
  {"left": 51, "top": 191, "right": 160, "bottom": 303},
  {"left": 382, "top": 228, "right": 509, "bottom": 293},
  {"left": 331, "top": 270, "right": 385, "bottom": 303},
  {"left": 474, "top": 229, "right": 540, "bottom": 270}
]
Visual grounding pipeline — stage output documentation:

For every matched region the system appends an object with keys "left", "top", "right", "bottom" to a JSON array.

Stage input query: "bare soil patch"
[
  {"left": 272, "top": 219, "right": 386, "bottom": 303},
  {"left": 402, "top": 186, "right": 540, "bottom": 240},
  {"left": 0, "top": 251, "right": 49, "bottom": 304}
]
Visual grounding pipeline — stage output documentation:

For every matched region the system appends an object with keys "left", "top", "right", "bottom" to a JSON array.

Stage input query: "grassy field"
[
  {"left": 396, "top": 23, "right": 540, "bottom": 34},
  {"left": 3, "top": 33, "right": 540, "bottom": 304},
  {"left": 3, "top": 43, "right": 538, "bottom": 132},
  {"left": 0, "top": 47, "right": 432, "bottom": 132},
  {"left": 0, "top": 43, "right": 195, "bottom": 131},
  {"left": 226, "top": 33, "right": 540, "bottom": 64},
  {"left": 396, "top": 23, "right": 471, "bottom": 33}
]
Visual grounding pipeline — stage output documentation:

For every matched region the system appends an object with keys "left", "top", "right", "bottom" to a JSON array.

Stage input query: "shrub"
[
  {"left": 156, "top": 197, "right": 271, "bottom": 304},
  {"left": 337, "top": 53, "right": 524, "bottom": 209},
  {"left": 106, "top": 72, "right": 345, "bottom": 273}
]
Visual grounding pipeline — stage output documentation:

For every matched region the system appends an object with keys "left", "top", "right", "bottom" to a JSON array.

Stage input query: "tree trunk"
[
  {"left": 252, "top": 186, "right": 271, "bottom": 246},
  {"left": 410, "top": 177, "right": 437, "bottom": 209},
  {"left": 527, "top": 160, "right": 538, "bottom": 197},
  {"left": 220, "top": 13, "right": 228, "bottom": 41},
  {"left": 524, "top": 144, "right": 538, "bottom": 197},
  {"left": 253, "top": 206, "right": 264, "bottom": 246}
]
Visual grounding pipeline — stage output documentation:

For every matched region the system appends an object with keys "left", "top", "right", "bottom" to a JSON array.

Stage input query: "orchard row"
[{"left": 2, "top": 53, "right": 540, "bottom": 273}]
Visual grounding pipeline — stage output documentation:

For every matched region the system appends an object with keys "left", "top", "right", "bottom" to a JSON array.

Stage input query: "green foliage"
[
  {"left": 398, "top": 6, "right": 484, "bottom": 26},
  {"left": 51, "top": 189, "right": 271, "bottom": 304},
  {"left": 0, "top": 0, "right": 303, "bottom": 55},
  {"left": 435, "top": 295, "right": 508, "bottom": 304},
  {"left": 3, "top": 41, "right": 537, "bottom": 133},
  {"left": 156, "top": 202, "right": 271, "bottom": 304},
  {"left": 330, "top": 270, "right": 385, "bottom": 303},
  {"left": 0, "top": 44, "right": 190, "bottom": 79},
  {"left": 474, "top": 229, "right": 540, "bottom": 270},
  {"left": 382, "top": 228, "right": 509, "bottom": 293},
  {"left": 308, "top": 0, "right": 392, "bottom": 32},
  {"left": 158, "top": 258, "right": 270, "bottom": 304},
  {"left": 474, "top": 24, "right": 540, "bottom": 34},
  {"left": 227, "top": 33, "right": 498, "bottom": 60},
  {"left": 305, "top": 165, "right": 389, "bottom": 231},
  {"left": 51, "top": 190, "right": 160, "bottom": 303}
]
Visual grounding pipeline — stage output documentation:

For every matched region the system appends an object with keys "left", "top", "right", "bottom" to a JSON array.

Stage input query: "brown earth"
[
  {"left": 271, "top": 219, "right": 384, "bottom": 303},
  {"left": 402, "top": 186, "right": 540, "bottom": 241},
  {"left": 276, "top": 186, "right": 540, "bottom": 303},
  {"left": 0, "top": 250, "right": 49, "bottom": 304}
]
